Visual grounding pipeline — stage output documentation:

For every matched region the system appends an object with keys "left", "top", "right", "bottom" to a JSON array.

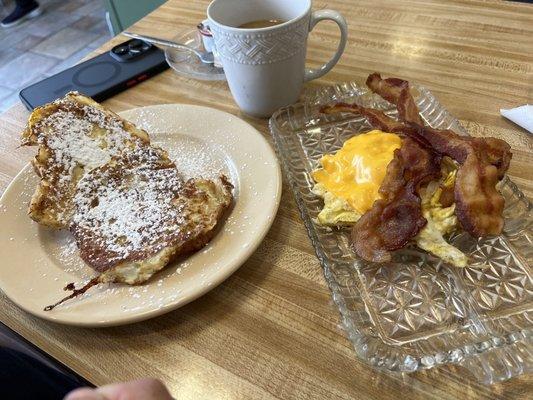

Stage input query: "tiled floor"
[{"left": 0, "top": 0, "right": 111, "bottom": 113}]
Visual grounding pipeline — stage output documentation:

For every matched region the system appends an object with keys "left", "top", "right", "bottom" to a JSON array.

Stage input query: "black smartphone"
[{"left": 19, "top": 39, "right": 169, "bottom": 110}]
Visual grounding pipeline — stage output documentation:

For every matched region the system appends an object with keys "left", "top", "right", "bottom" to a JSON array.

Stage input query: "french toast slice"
[
  {"left": 22, "top": 92, "right": 151, "bottom": 228},
  {"left": 44, "top": 145, "right": 233, "bottom": 310},
  {"left": 70, "top": 145, "right": 233, "bottom": 285}
]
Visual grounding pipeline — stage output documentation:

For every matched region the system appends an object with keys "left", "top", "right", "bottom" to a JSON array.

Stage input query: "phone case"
[{"left": 19, "top": 43, "right": 169, "bottom": 110}]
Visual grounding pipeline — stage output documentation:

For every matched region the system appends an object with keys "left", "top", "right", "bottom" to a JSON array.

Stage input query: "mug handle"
[{"left": 304, "top": 10, "right": 348, "bottom": 82}]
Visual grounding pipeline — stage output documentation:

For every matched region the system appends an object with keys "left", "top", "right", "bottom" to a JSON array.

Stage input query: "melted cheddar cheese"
[{"left": 312, "top": 130, "right": 402, "bottom": 215}]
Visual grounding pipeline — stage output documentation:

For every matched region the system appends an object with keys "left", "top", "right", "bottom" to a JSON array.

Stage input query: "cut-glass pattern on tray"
[{"left": 269, "top": 82, "right": 532, "bottom": 383}]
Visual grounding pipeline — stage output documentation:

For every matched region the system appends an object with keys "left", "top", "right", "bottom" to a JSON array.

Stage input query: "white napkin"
[{"left": 500, "top": 104, "right": 533, "bottom": 134}]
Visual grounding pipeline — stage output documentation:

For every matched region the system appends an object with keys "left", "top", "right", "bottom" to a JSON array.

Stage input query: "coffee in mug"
[{"left": 237, "top": 19, "right": 286, "bottom": 29}]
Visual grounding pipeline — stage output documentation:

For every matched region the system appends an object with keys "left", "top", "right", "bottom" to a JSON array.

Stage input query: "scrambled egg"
[
  {"left": 312, "top": 183, "right": 362, "bottom": 225},
  {"left": 415, "top": 169, "right": 468, "bottom": 267},
  {"left": 312, "top": 130, "right": 468, "bottom": 267}
]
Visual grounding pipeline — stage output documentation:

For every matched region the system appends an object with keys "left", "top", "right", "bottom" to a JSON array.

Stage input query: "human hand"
[{"left": 64, "top": 378, "right": 174, "bottom": 400}]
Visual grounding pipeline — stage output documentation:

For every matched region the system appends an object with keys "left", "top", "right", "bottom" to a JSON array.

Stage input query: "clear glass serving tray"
[{"left": 269, "top": 82, "right": 532, "bottom": 384}]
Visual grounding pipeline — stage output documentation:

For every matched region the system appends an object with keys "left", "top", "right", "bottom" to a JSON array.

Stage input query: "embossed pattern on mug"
[{"left": 210, "top": 18, "right": 309, "bottom": 65}]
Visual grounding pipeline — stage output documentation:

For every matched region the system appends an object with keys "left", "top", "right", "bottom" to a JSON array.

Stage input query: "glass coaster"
[{"left": 164, "top": 29, "right": 225, "bottom": 81}]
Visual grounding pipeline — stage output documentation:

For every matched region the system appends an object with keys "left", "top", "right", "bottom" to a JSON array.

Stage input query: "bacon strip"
[
  {"left": 469, "top": 137, "right": 511, "bottom": 179},
  {"left": 366, "top": 73, "right": 424, "bottom": 126},
  {"left": 351, "top": 138, "right": 441, "bottom": 262},
  {"left": 321, "top": 103, "right": 405, "bottom": 132},
  {"left": 454, "top": 154, "right": 504, "bottom": 236}
]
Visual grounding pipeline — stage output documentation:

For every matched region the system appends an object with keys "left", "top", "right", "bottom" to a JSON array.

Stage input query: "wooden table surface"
[{"left": 0, "top": 0, "right": 532, "bottom": 398}]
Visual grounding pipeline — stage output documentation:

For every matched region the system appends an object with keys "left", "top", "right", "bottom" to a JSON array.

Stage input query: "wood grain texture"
[{"left": 0, "top": 0, "right": 532, "bottom": 398}]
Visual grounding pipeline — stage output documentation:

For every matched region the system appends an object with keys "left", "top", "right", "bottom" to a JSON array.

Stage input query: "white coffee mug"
[{"left": 207, "top": 0, "right": 347, "bottom": 117}]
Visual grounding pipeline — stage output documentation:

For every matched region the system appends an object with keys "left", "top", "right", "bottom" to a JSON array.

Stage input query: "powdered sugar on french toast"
[
  {"left": 44, "top": 111, "right": 112, "bottom": 172},
  {"left": 32, "top": 97, "right": 148, "bottom": 225},
  {"left": 71, "top": 147, "right": 189, "bottom": 267},
  {"left": 39, "top": 107, "right": 140, "bottom": 175}
]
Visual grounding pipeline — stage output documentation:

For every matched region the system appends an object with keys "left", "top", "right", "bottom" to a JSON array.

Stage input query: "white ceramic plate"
[{"left": 0, "top": 104, "right": 281, "bottom": 326}]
